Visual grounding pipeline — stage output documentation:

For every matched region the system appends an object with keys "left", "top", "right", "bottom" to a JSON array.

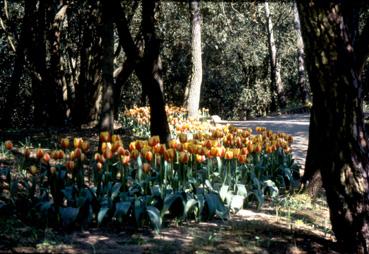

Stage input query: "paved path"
[{"left": 218, "top": 114, "right": 310, "bottom": 169}]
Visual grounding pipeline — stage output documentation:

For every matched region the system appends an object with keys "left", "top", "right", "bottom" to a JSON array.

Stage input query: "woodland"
[{"left": 1, "top": 1, "right": 369, "bottom": 253}]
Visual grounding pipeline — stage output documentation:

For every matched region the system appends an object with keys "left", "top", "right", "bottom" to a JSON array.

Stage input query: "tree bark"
[
  {"left": 1, "top": 0, "right": 34, "bottom": 128},
  {"left": 142, "top": 0, "right": 170, "bottom": 143},
  {"left": 99, "top": 0, "right": 115, "bottom": 133},
  {"left": 185, "top": 0, "right": 203, "bottom": 119},
  {"left": 293, "top": 1, "right": 309, "bottom": 105},
  {"left": 297, "top": 2, "right": 369, "bottom": 253},
  {"left": 264, "top": 1, "right": 285, "bottom": 111},
  {"left": 72, "top": 1, "right": 102, "bottom": 127}
]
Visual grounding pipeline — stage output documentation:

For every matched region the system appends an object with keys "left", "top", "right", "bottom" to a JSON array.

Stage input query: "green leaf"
[
  {"left": 147, "top": 206, "right": 162, "bottom": 232},
  {"left": 230, "top": 195, "right": 244, "bottom": 211},
  {"left": 114, "top": 201, "right": 131, "bottom": 219},
  {"left": 219, "top": 185, "right": 229, "bottom": 202},
  {"left": 205, "top": 193, "right": 228, "bottom": 220},
  {"left": 205, "top": 179, "right": 214, "bottom": 191},
  {"left": 236, "top": 184, "right": 247, "bottom": 197},
  {"left": 98, "top": 207, "right": 109, "bottom": 225},
  {"left": 111, "top": 182, "right": 122, "bottom": 200},
  {"left": 59, "top": 207, "right": 80, "bottom": 227},
  {"left": 161, "top": 193, "right": 184, "bottom": 218},
  {"left": 134, "top": 199, "right": 145, "bottom": 226},
  {"left": 184, "top": 199, "right": 198, "bottom": 218},
  {"left": 216, "top": 157, "right": 222, "bottom": 172},
  {"left": 263, "top": 180, "right": 279, "bottom": 198},
  {"left": 151, "top": 185, "right": 161, "bottom": 197}
]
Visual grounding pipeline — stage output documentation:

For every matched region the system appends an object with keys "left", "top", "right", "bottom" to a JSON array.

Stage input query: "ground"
[{"left": 0, "top": 113, "right": 339, "bottom": 254}]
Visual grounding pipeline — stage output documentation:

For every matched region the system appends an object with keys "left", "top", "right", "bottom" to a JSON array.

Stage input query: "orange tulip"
[
  {"left": 81, "top": 141, "right": 90, "bottom": 153},
  {"left": 43, "top": 152, "right": 51, "bottom": 163},
  {"left": 142, "top": 163, "right": 151, "bottom": 173},
  {"left": 36, "top": 148, "right": 44, "bottom": 160},
  {"left": 144, "top": 151, "right": 153, "bottom": 162},
  {"left": 100, "top": 131, "right": 111, "bottom": 143},
  {"left": 224, "top": 150, "right": 234, "bottom": 160},
  {"left": 73, "top": 138, "right": 83, "bottom": 149},
  {"left": 179, "top": 151, "right": 190, "bottom": 164},
  {"left": 179, "top": 133, "right": 187, "bottom": 143},
  {"left": 131, "top": 149, "right": 140, "bottom": 160},
  {"left": 164, "top": 149, "right": 175, "bottom": 162},
  {"left": 4, "top": 140, "right": 13, "bottom": 150},
  {"left": 60, "top": 138, "right": 70, "bottom": 149}
]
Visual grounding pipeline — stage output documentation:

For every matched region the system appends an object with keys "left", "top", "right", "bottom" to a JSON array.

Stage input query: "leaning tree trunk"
[
  {"left": 98, "top": 0, "right": 114, "bottom": 133},
  {"left": 185, "top": 0, "right": 203, "bottom": 119},
  {"left": 142, "top": 0, "right": 170, "bottom": 143},
  {"left": 297, "top": 2, "right": 369, "bottom": 253},
  {"left": 264, "top": 1, "right": 285, "bottom": 112}
]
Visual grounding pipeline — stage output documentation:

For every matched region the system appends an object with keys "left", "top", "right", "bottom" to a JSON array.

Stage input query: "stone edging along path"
[{"left": 214, "top": 113, "right": 310, "bottom": 171}]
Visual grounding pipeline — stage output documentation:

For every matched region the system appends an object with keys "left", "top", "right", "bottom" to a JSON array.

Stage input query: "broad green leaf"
[
  {"left": 59, "top": 207, "right": 80, "bottom": 227},
  {"left": 134, "top": 199, "right": 145, "bottom": 226},
  {"left": 230, "top": 195, "right": 244, "bottom": 211},
  {"left": 263, "top": 180, "right": 279, "bottom": 198},
  {"left": 161, "top": 193, "right": 184, "bottom": 218},
  {"left": 236, "top": 184, "right": 247, "bottom": 197},
  {"left": 147, "top": 206, "right": 162, "bottom": 232},
  {"left": 219, "top": 185, "right": 229, "bottom": 202},
  {"left": 184, "top": 199, "right": 198, "bottom": 218},
  {"left": 97, "top": 207, "right": 109, "bottom": 225},
  {"left": 151, "top": 185, "right": 161, "bottom": 197},
  {"left": 114, "top": 201, "right": 131, "bottom": 219},
  {"left": 205, "top": 180, "right": 214, "bottom": 191},
  {"left": 205, "top": 192, "right": 228, "bottom": 220},
  {"left": 111, "top": 182, "right": 122, "bottom": 200}
]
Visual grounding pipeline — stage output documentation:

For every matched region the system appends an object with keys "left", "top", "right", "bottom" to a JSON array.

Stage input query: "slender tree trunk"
[
  {"left": 142, "top": 0, "right": 170, "bottom": 143},
  {"left": 264, "top": 1, "right": 285, "bottom": 111},
  {"left": 99, "top": 0, "right": 114, "bottom": 133},
  {"left": 185, "top": 0, "right": 203, "bottom": 119},
  {"left": 293, "top": 1, "right": 309, "bottom": 105},
  {"left": 297, "top": 2, "right": 369, "bottom": 253}
]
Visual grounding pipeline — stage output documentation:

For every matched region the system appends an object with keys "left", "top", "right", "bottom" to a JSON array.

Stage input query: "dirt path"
[{"left": 218, "top": 113, "right": 310, "bottom": 170}]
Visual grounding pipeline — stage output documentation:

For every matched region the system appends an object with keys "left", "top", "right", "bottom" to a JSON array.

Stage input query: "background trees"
[{"left": 0, "top": 1, "right": 307, "bottom": 129}]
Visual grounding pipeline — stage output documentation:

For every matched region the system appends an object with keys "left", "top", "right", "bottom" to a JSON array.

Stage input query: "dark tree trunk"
[
  {"left": 72, "top": 1, "right": 102, "bottom": 127},
  {"left": 99, "top": 0, "right": 114, "bottom": 133},
  {"left": 142, "top": 0, "right": 170, "bottom": 143},
  {"left": 1, "top": 0, "right": 34, "bottom": 128},
  {"left": 297, "top": 2, "right": 369, "bottom": 253}
]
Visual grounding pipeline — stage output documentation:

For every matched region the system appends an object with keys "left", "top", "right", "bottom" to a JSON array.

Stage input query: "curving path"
[{"left": 217, "top": 113, "right": 310, "bottom": 170}]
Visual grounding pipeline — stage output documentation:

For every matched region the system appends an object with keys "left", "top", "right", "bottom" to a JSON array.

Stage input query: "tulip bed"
[{"left": 0, "top": 113, "right": 300, "bottom": 232}]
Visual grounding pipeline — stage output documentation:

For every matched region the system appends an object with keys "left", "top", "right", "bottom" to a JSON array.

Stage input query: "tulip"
[{"left": 4, "top": 140, "right": 13, "bottom": 150}]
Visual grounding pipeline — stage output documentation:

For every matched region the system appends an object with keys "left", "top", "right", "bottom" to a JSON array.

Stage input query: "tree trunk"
[
  {"left": 1, "top": 0, "right": 34, "bottom": 128},
  {"left": 142, "top": 0, "right": 170, "bottom": 143},
  {"left": 297, "top": 2, "right": 369, "bottom": 253},
  {"left": 264, "top": 1, "right": 285, "bottom": 111},
  {"left": 293, "top": 1, "right": 309, "bottom": 105},
  {"left": 185, "top": 0, "right": 203, "bottom": 119},
  {"left": 99, "top": 1, "right": 114, "bottom": 133},
  {"left": 72, "top": 1, "right": 102, "bottom": 127}
]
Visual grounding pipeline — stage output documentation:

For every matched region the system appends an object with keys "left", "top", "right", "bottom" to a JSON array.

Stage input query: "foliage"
[{"left": 0, "top": 122, "right": 300, "bottom": 232}]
